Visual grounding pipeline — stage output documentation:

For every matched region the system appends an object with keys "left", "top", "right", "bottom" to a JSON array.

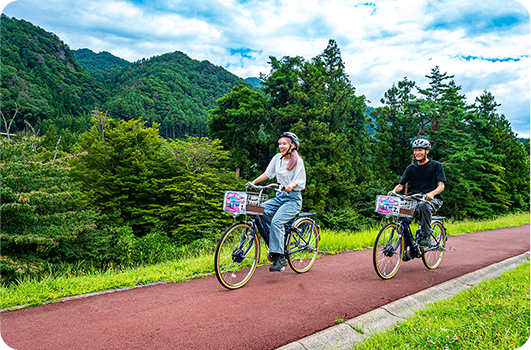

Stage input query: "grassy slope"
[{"left": 353, "top": 261, "right": 530, "bottom": 349}]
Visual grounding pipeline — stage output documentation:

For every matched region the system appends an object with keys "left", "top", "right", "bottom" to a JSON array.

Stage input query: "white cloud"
[{"left": 2, "top": 0, "right": 530, "bottom": 137}]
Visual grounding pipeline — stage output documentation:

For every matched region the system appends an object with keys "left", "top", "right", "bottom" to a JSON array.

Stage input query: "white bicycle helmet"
[
  {"left": 412, "top": 138, "right": 431, "bottom": 150},
  {"left": 279, "top": 132, "right": 300, "bottom": 149}
]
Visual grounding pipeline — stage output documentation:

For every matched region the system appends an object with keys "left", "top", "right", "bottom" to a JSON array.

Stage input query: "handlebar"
[
  {"left": 387, "top": 192, "right": 427, "bottom": 201},
  {"left": 245, "top": 182, "right": 286, "bottom": 193}
]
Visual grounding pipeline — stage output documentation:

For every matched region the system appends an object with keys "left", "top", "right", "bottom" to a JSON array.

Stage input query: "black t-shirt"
[{"left": 399, "top": 160, "right": 446, "bottom": 200}]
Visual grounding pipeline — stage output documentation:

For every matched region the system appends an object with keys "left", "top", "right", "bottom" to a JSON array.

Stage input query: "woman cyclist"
[{"left": 246, "top": 132, "right": 307, "bottom": 272}]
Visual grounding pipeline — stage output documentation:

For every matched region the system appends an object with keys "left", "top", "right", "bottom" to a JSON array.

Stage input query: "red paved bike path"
[{"left": 1, "top": 225, "right": 529, "bottom": 350}]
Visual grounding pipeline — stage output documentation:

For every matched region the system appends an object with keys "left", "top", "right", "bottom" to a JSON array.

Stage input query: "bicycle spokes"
[
  {"left": 373, "top": 223, "right": 404, "bottom": 279},
  {"left": 287, "top": 218, "right": 319, "bottom": 273},
  {"left": 422, "top": 221, "right": 447, "bottom": 269},
  {"left": 215, "top": 223, "right": 260, "bottom": 290}
]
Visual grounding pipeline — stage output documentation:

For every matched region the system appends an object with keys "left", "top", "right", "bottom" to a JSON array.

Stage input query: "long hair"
[{"left": 280, "top": 137, "right": 300, "bottom": 170}]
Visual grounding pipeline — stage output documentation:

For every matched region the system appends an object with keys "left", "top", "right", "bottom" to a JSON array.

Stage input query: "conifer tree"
[
  {"left": 262, "top": 40, "right": 370, "bottom": 214},
  {"left": 370, "top": 78, "right": 421, "bottom": 187},
  {"left": 208, "top": 84, "right": 270, "bottom": 179},
  {"left": 420, "top": 67, "right": 508, "bottom": 218},
  {"left": 471, "top": 91, "right": 529, "bottom": 212}
]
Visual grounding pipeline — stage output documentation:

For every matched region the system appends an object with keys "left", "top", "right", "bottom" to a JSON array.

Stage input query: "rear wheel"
[
  {"left": 214, "top": 222, "right": 260, "bottom": 289},
  {"left": 373, "top": 223, "right": 404, "bottom": 279},
  {"left": 287, "top": 218, "right": 319, "bottom": 273},
  {"left": 422, "top": 221, "right": 447, "bottom": 269}
]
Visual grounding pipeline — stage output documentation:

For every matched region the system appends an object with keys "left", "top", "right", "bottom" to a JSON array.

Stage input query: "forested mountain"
[
  {"left": 1, "top": 15, "right": 255, "bottom": 139},
  {"left": 73, "top": 48, "right": 129, "bottom": 78},
  {"left": 0, "top": 15, "right": 108, "bottom": 134},
  {"left": 245, "top": 77, "right": 262, "bottom": 87},
  {"left": 100, "top": 50, "right": 255, "bottom": 138}
]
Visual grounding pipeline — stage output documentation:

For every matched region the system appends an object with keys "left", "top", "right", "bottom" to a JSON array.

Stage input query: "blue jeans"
[{"left": 262, "top": 191, "right": 303, "bottom": 254}]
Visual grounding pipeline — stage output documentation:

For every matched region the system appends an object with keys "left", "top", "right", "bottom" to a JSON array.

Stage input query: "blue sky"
[{"left": 1, "top": 0, "right": 530, "bottom": 138}]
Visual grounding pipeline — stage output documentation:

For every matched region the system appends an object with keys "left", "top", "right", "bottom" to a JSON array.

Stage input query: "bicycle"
[
  {"left": 373, "top": 193, "right": 453, "bottom": 279},
  {"left": 214, "top": 183, "right": 320, "bottom": 290}
]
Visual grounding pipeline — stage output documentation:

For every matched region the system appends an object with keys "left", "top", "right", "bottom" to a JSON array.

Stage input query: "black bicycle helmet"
[
  {"left": 279, "top": 132, "right": 300, "bottom": 149},
  {"left": 411, "top": 138, "right": 431, "bottom": 150}
]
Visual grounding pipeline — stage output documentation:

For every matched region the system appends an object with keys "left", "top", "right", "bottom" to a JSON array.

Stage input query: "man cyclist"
[{"left": 389, "top": 139, "right": 446, "bottom": 248}]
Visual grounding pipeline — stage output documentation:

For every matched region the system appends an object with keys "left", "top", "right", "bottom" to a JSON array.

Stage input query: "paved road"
[{"left": 1, "top": 225, "right": 529, "bottom": 350}]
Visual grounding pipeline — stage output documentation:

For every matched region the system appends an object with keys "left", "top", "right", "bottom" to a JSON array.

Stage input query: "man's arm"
[
  {"left": 391, "top": 183, "right": 404, "bottom": 194},
  {"left": 426, "top": 181, "right": 445, "bottom": 201}
]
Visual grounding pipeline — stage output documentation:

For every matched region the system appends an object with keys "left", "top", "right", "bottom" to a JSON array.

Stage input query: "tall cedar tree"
[
  {"left": 419, "top": 67, "right": 510, "bottom": 218},
  {"left": 260, "top": 39, "right": 371, "bottom": 213},
  {"left": 370, "top": 78, "right": 422, "bottom": 187},
  {"left": 208, "top": 84, "right": 270, "bottom": 180},
  {"left": 471, "top": 91, "right": 530, "bottom": 212}
]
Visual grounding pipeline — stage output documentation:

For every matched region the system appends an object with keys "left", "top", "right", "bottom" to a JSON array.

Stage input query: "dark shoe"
[
  {"left": 418, "top": 237, "right": 430, "bottom": 246},
  {"left": 270, "top": 255, "right": 288, "bottom": 272},
  {"left": 402, "top": 250, "right": 411, "bottom": 262}
]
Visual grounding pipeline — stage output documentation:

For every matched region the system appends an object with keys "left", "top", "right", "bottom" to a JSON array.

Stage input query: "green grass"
[
  {"left": 353, "top": 261, "right": 530, "bottom": 350},
  {"left": 1, "top": 212, "right": 529, "bottom": 310},
  {"left": 319, "top": 211, "right": 530, "bottom": 254},
  {"left": 445, "top": 212, "right": 530, "bottom": 236},
  {"left": 0, "top": 254, "right": 216, "bottom": 309}
]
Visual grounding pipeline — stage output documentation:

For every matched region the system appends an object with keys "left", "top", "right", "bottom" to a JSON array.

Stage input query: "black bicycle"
[
  {"left": 373, "top": 193, "right": 451, "bottom": 279},
  {"left": 214, "top": 183, "right": 320, "bottom": 289}
]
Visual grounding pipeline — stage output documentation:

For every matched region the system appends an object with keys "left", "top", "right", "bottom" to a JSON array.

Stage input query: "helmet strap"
[{"left": 420, "top": 150, "right": 429, "bottom": 163}]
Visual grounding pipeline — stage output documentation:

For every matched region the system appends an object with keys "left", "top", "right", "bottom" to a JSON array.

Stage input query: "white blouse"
[{"left": 264, "top": 153, "right": 306, "bottom": 191}]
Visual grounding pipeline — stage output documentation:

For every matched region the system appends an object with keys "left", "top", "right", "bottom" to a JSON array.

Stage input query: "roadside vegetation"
[
  {"left": 1, "top": 211, "right": 528, "bottom": 310},
  {"left": 353, "top": 261, "right": 530, "bottom": 350}
]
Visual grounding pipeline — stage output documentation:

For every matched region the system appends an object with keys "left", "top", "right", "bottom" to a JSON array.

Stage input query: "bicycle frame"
[
  {"left": 396, "top": 217, "right": 420, "bottom": 258},
  {"left": 241, "top": 213, "right": 317, "bottom": 254},
  {"left": 392, "top": 216, "right": 448, "bottom": 257}
]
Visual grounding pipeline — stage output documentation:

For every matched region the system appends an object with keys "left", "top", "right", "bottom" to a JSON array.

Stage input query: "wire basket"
[
  {"left": 246, "top": 192, "right": 268, "bottom": 215},
  {"left": 398, "top": 199, "right": 418, "bottom": 218}
]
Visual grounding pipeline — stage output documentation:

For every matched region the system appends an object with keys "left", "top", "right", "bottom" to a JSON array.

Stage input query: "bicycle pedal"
[{"left": 280, "top": 267, "right": 285, "bottom": 272}]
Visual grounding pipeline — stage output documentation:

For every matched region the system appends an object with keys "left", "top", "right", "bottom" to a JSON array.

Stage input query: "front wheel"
[
  {"left": 422, "top": 221, "right": 447, "bottom": 269},
  {"left": 373, "top": 223, "right": 404, "bottom": 280},
  {"left": 287, "top": 218, "right": 319, "bottom": 273},
  {"left": 214, "top": 222, "right": 260, "bottom": 289}
]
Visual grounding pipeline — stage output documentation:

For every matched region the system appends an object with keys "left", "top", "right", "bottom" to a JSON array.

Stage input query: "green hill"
[
  {"left": 101, "top": 51, "right": 255, "bottom": 138},
  {"left": 245, "top": 77, "right": 263, "bottom": 87},
  {"left": 1, "top": 15, "right": 256, "bottom": 138},
  {"left": 0, "top": 15, "right": 108, "bottom": 134},
  {"left": 73, "top": 48, "right": 129, "bottom": 78}
]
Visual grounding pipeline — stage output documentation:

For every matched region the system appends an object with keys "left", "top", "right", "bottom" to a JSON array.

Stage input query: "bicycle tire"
[
  {"left": 422, "top": 221, "right": 447, "bottom": 269},
  {"left": 214, "top": 222, "right": 260, "bottom": 289},
  {"left": 373, "top": 223, "right": 404, "bottom": 280},
  {"left": 287, "top": 218, "right": 319, "bottom": 273}
]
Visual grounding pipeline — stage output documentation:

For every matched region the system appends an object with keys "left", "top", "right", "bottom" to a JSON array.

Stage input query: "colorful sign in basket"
[
  {"left": 375, "top": 195, "right": 401, "bottom": 216},
  {"left": 223, "top": 191, "right": 248, "bottom": 215}
]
